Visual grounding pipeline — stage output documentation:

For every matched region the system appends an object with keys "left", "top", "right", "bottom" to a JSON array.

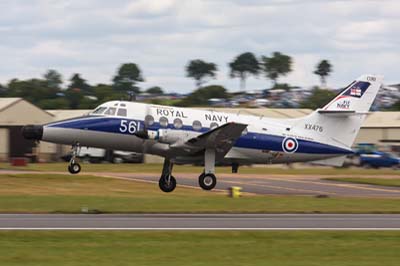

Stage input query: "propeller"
[
  {"left": 133, "top": 104, "right": 151, "bottom": 140},
  {"left": 134, "top": 104, "right": 155, "bottom": 157}
]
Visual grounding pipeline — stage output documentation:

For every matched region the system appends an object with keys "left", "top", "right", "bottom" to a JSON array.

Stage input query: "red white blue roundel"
[{"left": 282, "top": 137, "right": 298, "bottom": 153}]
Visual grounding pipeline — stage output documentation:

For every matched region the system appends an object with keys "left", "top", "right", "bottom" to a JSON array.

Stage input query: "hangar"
[{"left": 0, "top": 98, "right": 53, "bottom": 161}]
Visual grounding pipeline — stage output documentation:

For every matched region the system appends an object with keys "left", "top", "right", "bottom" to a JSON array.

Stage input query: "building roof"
[
  {"left": 0, "top": 98, "right": 21, "bottom": 111},
  {"left": 47, "top": 110, "right": 91, "bottom": 121},
  {"left": 0, "top": 97, "right": 53, "bottom": 125},
  {"left": 363, "top": 112, "right": 400, "bottom": 128}
]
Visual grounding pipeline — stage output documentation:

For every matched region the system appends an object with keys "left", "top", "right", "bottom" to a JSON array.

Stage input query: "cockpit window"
[
  {"left": 104, "top": 107, "right": 117, "bottom": 116},
  {"left": 117, "top": 108, "right": 127, "bottom": 117},
  {"left": 92, "top": 107, "right": 107, "bottom": 114}
]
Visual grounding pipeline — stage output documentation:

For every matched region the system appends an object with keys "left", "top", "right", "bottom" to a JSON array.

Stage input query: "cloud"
[{"left": 0, "top": 0, "right": 399, "bottom": 91}]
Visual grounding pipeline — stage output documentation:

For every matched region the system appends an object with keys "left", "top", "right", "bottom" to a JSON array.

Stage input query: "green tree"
[
  {"left": 390, "top": 100, "right": 400, "bottom": 111},
  {"left": 314, "top": 60, "right": 333, "bottom": 87},
  {"left": 229, "top": 52, "right": 260, "bottom": 91},
  {"left": 300, "top": 87, "right": 337, "bottom": 109},
  {"left": 65, "top": 88, "right": 84, "bottom": 109},
  {"left": 146, "top": 86, "right": 164, "bottom": 95},
  {"left": 38, "top": 98, "right": 69, "bottom": 109},
  {"left": 179, "top": 85, "right": 229, "bottom": 107},
  {"left": 68, "top": 73, "right": 91, "bottom": 94},
  {"left": 261, "top": 52, "right": 292, "bottom": 87},
  {"left": 186, "top": 59, "right": 217, "bottom": 88},
  {"left": 43, "top": 69, "right": 62, "bottom": 90},
  {"left": 0, "top": 83, "right": 7, "bottom": 96},
  {"left": 7, "top": 78, "right": 57, "bottom": 105},
  {"left": 113, "top": 63, "right": 144, "bottom": 93},
  {"left": 93, "top": 84, "right": 126, "bottom": 102}
]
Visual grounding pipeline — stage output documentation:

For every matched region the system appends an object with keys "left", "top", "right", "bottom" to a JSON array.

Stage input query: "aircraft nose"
[{"left": 22, "top": 125, "right": 43, "bottom": 140}]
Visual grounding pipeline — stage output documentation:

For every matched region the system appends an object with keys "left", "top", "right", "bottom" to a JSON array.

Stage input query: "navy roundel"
[{"left": 282, "top": 137, "right": 299, "bottom": 153}]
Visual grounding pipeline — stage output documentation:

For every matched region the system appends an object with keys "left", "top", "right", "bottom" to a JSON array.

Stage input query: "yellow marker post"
[{"left": 229, "top": 186, "right": 242, "bottom": 198}]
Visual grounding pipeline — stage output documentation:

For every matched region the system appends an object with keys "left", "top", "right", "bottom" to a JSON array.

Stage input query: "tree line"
[
  {"left": 0, "top": 52, "right": 338, "bottom": 109},
  {"left": 0, "top": 63, "right": 152, "bottom": 109},
  {"left": 186, "top": 52, "right": 333, "bottom": 90}
]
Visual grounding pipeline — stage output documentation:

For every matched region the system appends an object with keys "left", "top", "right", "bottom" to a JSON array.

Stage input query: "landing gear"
[
  {"left": 198, "top": 148, "right": 217, "bottom": 191},
  {"left": 198, "top": 172, "right": 217, "bottom": 190},
  {"left": 158, "top": 158, "right": 176, "bottom": 192},
  {"left": 68, "top": 143, "right": 81, "bottom": 174},
  {"left": 68, "top": 162, "right": 81, "bottom": 174}
]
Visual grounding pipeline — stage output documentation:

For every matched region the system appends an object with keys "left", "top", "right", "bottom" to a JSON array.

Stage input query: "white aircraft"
[{"left": 22, "top": 74, "right": 383, "bottom": 192}]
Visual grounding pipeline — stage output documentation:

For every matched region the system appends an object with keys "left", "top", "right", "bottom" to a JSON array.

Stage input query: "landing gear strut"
[
  {"left": 198, "top": 149, "right": 217, "bottom": 190},
  {"left": 159, "top": 158, "right": 176, "bottom": 192},
  {"left": 68, "top": 143, "right": 81, "bottom": 174}
]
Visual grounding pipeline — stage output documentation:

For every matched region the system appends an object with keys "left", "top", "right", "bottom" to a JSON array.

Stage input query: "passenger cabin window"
[
  {"left": 159, "top": 117, "right": 168, "bottom": 127},
  {"left": 173, "top": 118, "right": 183, "bottom": 129},
  {"left": 117, "top": 108, "right": 127, "bottom": 117},
  {"left": 104, "top": 107, "right": 116, "bottom": 116},
  {"left": 210, "top": 122, "right": 218, "bottom": 129},
  {"left": 145, "top": 115, "right": 154, "bottom": 126},
  {"left": 92, "top": 107, "right": 107, "bottom": 114},
  {"left": 192, "top": 120, "right": 202, "bottom": 131}
]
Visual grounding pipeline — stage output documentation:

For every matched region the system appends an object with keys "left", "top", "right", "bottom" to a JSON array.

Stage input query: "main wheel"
[
  {"left": 68, "top": 162, "right": 81, "bottom": 174},
  {"left": 159, "top": 175, "right": 176, "bottom": 193},
  {"left": 199, "top": 173, "right": 217, "bottom": 190}
]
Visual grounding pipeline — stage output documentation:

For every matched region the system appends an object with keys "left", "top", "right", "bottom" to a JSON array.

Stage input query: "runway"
[
  {"left": 1, "top": 214, "right": 400, "bottom": 230},
  {"left": 2, "top": 170, "right": 400, "bottom": 197},
  {"left": 107, "top": 173, "right": 400, "bottom": 197}
]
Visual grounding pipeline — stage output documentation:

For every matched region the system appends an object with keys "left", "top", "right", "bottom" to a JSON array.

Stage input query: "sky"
[{"left": 0, "top": 0, "right": 399, "bottom": 93}]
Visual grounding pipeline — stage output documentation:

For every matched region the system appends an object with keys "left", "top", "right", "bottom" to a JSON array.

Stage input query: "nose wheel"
[
  {"left": 68, "top": 143, "right": 81, "bottom": 174},
  {"left": 68, "top": 161, "right": 81, "bottom": 174},
  {"left": 159, "top": 175, "right": 176, "bottom": 193},
  {"left": 159, "top": 158, "right": 176, "bottom": 192}
]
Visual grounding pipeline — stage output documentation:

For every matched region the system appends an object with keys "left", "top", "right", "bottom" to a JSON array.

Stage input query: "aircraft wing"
[{"left": 185, "top": 122, "right": 248, "bottom": 158}]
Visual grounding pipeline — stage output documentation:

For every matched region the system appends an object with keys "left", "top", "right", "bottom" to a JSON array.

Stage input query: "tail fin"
[
  {"left": 292, "top": 74, "right": 383, "bottom": 151},
  {"left": 321, "top": 74, "right": 383, "bottom": 112}
]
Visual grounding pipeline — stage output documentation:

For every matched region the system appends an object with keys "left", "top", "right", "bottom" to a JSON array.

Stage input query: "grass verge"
[
  {"left": 0, "top": 231, "right": 399, "bottom": 266},
  {"left": 1, "top": 162, "right": 400, "bottom": 176},
  {"left": 0, "top": 174, "right": 400, "bottom": 213},
  {"left": 326, "top": 177, "right": 400, "bottom": 188}
]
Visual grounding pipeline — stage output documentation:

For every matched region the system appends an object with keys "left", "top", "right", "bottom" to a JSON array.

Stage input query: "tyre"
[
  {"left": 159, "top": 175, "right": 176, "bottom": 192},
  {"left": 68, "top": 163, "right": 81, "bottom": 174},
  {"left": 199, "top": 173, "right": 217, "bottom": 190}
]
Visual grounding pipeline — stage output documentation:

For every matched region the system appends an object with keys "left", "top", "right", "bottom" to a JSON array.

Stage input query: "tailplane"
[
  {"left": 321, "top": 74, "right": 383, "bottom": 113},
  {"left": 292, "top": 74, "right": 383, "bottom": 151}
]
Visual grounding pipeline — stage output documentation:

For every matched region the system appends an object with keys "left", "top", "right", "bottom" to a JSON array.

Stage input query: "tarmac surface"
[
  {"left": 1, "top": 214, "right": 400, "bottom": 230},
  {"left": 1, "top": 169, "right": 400, "bottom": 197},
  {"left": 105, "top": 172, "right": 400, "bottom": 197}
]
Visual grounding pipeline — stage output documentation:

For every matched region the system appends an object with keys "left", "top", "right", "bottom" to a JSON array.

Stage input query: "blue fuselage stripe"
[{"left": 46, "top": 116, "right": 353, "bottom": 155}]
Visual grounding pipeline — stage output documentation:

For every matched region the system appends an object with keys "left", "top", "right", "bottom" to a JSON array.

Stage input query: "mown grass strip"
[
  {"left": 0, "top": 231, "right": 399, "bottom": 266},
  {"left": 1, "top": 162, "right": 400, "bottom": 175},
  {"left": 0, "top": 174, "right": 400, "bottom": 213}
]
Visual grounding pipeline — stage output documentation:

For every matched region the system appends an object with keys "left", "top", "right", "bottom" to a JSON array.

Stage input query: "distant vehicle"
[
  {"left": 61, "top": 147, "right": 143, "bottom": 164},
  {"left": 359, "top": 151, "right": 400, "bottom": 169}
]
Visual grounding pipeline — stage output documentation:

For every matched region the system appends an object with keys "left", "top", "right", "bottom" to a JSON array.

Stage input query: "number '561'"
[{"left": 119, "top": 120, "right": 140, "bottom": 134}]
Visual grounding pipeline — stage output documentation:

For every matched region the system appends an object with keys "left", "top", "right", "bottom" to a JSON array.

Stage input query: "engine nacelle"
[{"left": 148, "top": 129, "right": 200, "bottom": 144}]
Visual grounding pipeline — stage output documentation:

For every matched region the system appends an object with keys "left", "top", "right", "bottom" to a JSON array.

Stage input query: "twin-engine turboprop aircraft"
[{"left": 23, "top": 74, "right": 383, "bottom": 192}]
